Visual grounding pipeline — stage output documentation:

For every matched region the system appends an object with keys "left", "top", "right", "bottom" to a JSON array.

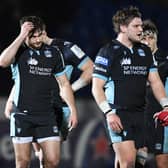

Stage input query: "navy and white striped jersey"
[{"left": 93, "top": 39, "right": 156, "bottom": 111}]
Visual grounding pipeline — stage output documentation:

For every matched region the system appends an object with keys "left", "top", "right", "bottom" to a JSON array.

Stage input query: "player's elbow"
[
  {"left": 0, "top": 60, "right": 7, "bottom": 68},
  {"left": 84, "top": 66, "right": 94, "bottom": 83},
  {"left": 0, "top": 58, "right": 10, "bottom": 68},
  {"left": 87, "top": 61, "right": 94, "bottom": 74},
  {"left": 88, "top": 68, "right": 94, "bottom": 81}
]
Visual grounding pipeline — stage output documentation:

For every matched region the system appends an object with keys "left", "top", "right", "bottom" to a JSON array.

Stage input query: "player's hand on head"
[{"left": 20, "top": 22, "right": 34, "bottom": 39}]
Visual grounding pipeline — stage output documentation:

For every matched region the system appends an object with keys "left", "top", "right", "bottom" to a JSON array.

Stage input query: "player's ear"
[
  {"left": 42, "top": 30, "right": 47, "bottom": 36},
  {"left": 120, "top": 24, "right": 127, "bottom": 33}
]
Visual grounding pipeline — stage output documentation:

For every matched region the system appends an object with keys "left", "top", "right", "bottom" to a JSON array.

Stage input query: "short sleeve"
[
  {"left": 92, "top": 45, "right": 112, "bottom": 81},
  {"left": 62, "top": 42, "right": 89, "bottom": 69}
]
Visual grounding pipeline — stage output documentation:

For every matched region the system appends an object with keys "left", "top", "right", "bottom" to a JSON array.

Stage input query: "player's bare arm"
[
  {"left": 56, "top": 74, "right": 78, "bottom": 129},
  {"left": 92, "top": 77, "right": 123, "bottom": 132},
  {"left": 148, "top": 71, "right": 167, "bottom": 103},
  {"left": 0, "top": 22, "right": 34, "bottom": 67},
  {"left": 72, "top": 58, "right": 94, "bottom": 92}
]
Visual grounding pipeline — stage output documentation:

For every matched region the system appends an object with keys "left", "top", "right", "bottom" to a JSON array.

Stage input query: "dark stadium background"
[{"left": 0, "top": 0, "right": 168, "bottom": 167}]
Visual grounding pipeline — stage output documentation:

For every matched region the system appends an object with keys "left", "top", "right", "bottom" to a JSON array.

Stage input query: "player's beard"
[
  {"left": 129, "top": 34, "right": 141, "bottom": 44},
  {"left": 30, "top": 42, "right": 43, "bottom": 49}
]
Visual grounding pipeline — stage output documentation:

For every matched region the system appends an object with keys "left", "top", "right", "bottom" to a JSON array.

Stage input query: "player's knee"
[
  {"left": 119, "top": 158, "right": 135, "bottom": 168},
  {"left": 45, "top": 156, "right": 60, "bottom": 167},
  {"left": 126, "top": 160, "right": 135, "bottom": 168},
  {"left": 16, "top": 158, "right": 30, "bottom": 168},
  {"left": 120, "top": 162, "right": 135, "bottom": 168},
  {"left": 46, "top": 160, "right": 60, "bottom": 167}
]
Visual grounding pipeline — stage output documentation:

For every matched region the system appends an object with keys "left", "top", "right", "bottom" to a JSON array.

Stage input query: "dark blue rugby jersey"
[
  {"left": 155, "top": 49, "right": 168, "bottom": 83},
  {"left": 11, "top": 44, "right": 65, "bottom": 114},
  {"left": 35, "top": 38, "right": 90, "bottom": 107},
  {"left": 51, "top": 38, "right": 89, "bottom": 79},
  {"left": 93, "top": 39, "right": 157, "bottom": 111},
  {"left": 49, "top": 38, "right": 90, "bottom": 106},
  {"left": 146, "top": 48, "right": 168, "bottom": 111}
]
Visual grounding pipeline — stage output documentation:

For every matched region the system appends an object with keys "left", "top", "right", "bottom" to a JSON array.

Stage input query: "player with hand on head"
[
  {"left": 0, "top": 15, "right": 78, "bottom": 168},
  {"left": 3, "top": 23, "right": 93, "bottom": 168}
]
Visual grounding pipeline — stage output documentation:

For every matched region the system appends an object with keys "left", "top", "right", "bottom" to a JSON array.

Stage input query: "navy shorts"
[
  {"left": 10, "top": 104, "right": 59, "bottom": 139},
  {"left": 145, "top": 109, "right": 168, "bottom": 154},
  {"left": 106, "top": 109, "right": 145, "bottom": 149}
]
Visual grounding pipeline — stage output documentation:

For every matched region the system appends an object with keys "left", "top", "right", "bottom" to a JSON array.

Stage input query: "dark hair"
[
  {"left": 142, "top": 19, "right": 158, "bottom": 35},
  {"left": 112, "top": 6, "right": 141, "bottom": 33},
  {"left": 20, "top": 15, "right": 46, "bottom": 35}
]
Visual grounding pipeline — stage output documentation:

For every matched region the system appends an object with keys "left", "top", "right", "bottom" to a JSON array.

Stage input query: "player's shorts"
[
  {"left": 144, "top": 108, "right": 168, "bottom": 154},
  {"left": 106, "top": 109, "right": 145, "bottom": 148},
  {"left": 10, "top": 104, "right": 60, "bottom": 143}
]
